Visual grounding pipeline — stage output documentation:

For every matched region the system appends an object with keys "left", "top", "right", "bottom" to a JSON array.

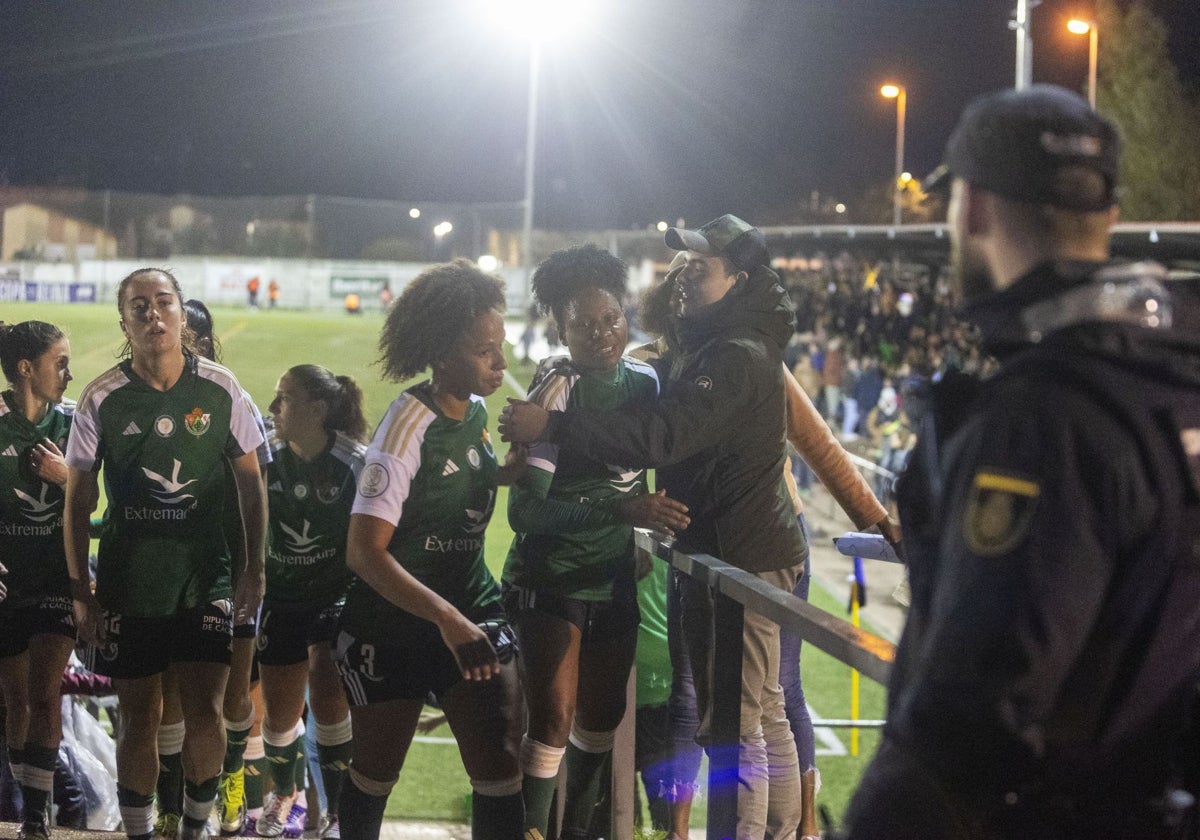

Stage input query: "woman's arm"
[
  {"left": 64, "top": 466, "right": 103, "bottom": 643},
  {"left": 230, "top": 449, "right": 267, "bottom": 626},
  {"left": 784, "top": 363, "right": 894, "bottom": 535},
  {"left": 346, "top": 513, "right": 499, "bottom": 682}
]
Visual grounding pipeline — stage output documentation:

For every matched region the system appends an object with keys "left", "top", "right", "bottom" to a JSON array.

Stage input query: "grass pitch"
[{"left": 2, "top": 301, "right": 886, "bottom": 828}]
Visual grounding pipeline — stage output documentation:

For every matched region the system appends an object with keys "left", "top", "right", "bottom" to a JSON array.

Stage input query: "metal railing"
[{"left": 604, "top": 530, "right": 897, "bottom": 840}]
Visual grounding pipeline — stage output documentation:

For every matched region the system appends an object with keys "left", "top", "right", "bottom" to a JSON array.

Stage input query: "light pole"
[
  {"left": 490, "top": 0, "right": 591, "bottom": 306},
  {"left": 880, "top": 84, "right": 906, "bottom": 227},
  {"left": 521, "top": 41, "right": 540, "bottom": 305},
  {"left": 1067, "top": 18, "right": 1098, "bottom": 108}
]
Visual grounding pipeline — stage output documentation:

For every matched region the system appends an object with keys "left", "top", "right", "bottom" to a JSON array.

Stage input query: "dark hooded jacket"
[
  {"left": 847, "top": 260, "right": 1200, "bottom": 839},
  {"left": 543, "top": 265, "right": 807, "bottom": 573}
]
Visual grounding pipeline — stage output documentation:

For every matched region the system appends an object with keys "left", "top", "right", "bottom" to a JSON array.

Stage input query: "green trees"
[{"left": 1096, "top": 0, "right": 1200, "bottom": 220}]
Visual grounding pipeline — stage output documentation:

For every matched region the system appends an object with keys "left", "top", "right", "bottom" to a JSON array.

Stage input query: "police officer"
[{"left": 845, "top": 85, "right": 1200, "bottom": 839}]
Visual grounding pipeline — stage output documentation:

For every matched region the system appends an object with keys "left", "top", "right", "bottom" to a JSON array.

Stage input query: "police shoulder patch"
[{"left": 963, "top": 469, "right": 1040, "bottom": 557}]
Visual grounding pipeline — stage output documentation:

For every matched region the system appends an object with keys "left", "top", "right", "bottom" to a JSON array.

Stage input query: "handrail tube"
[{"left": 636, "top": 530, "right": 896, "bottom": 685}]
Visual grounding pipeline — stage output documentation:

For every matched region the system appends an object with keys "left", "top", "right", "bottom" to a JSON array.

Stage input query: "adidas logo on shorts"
[
  {"left": 1, "top": 445, "right": 17, "bottom": 457},
  {"left": 123, "top": 421, "right": 142, "bottom": 436},
  {"left": 442, "top": 459, "right": 460, "bottom": 476}
]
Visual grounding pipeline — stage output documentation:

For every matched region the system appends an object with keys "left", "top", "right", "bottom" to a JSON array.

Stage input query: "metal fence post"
[{"left": 708, "top": 590, "right": 743, "bottom": 840}]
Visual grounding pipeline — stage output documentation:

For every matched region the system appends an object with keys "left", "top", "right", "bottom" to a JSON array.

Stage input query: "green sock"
[
  {"left": 224, "top": 719, "right": 253, "bottom": 776},
  {"left": 245, "top": 755, "right": 267, "bottom": 812},
  {"left": 561, "top": 742, "right": 611, "bottom": 838},
  {"left": 20, "top": 745, "right": 57, "bottom": 826},
  {"left": 156, "top": 751, "right": 185, "bottom": 816},
  {"left": 317, "top": 739, "right": 353, "bottom": 815},
  {"left": 182, "top": 775, "right": 220, "bottom": 831},
  {"left": 521, "top": 774, "right": 559, "bottom": 838},
  {"left": 264, "top": 732, "right": 299, "bottom": 796},
  {"left": 294, "top": 737, "right": 307, "bottom": 793}
]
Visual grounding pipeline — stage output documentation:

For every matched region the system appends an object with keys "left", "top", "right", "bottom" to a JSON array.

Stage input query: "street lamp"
[
  {"left": 1067, "top": 18, "right": 1098, "bottom": 108},
  {"left": 880, "top": 83, "right": 907, "bottom": 227},
  {"left": 487, "top": 0, "right": 592, "bottom": 304}
]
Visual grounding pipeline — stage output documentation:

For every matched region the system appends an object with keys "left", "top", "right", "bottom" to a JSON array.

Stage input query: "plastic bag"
[{"left": 61, "top": 696, "right": 120, "bottom": 830}]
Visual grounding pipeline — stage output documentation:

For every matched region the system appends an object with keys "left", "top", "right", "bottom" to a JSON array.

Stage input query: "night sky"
[{"left": 2, "top": 0, "right": 1197, "bottom": 231}]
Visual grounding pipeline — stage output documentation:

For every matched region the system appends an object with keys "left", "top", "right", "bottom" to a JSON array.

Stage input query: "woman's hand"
[
  {"left": 496, "top": 444, "right": 528, "bottom": 486},
  {"left": 618, "top": 490, "right": 691, "bottom": 537},
  {"left": 71, "top": 581, "right": 105, "bottom": 645},
  {"left": 438, "top": 612, "right": 500, "bottom": 682},
  {"left": 498, "top": 398, "right": 549, "bottom": 444},
  {"left": 31, "top": 439, "right": 69, "bottom": 486}
]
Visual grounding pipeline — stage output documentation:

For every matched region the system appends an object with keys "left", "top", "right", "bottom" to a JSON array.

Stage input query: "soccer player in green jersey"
[
  {"left": 0, "top": 320, "right": 76, "bottom": 840},
  {"left": 256, "top": 365, "right": 367, "bottom": 840},
  {"left": 335, "top": 260, "right": 523, "bottom": 840},
  {"left": 501, "top": 246, "right": 690, "bottom": 840},
  {"left": 64, "top": 268, "right": 268, "bottom": 840},
  {"left": 151, "top": 300, "right": 272, "bottom": 840}
]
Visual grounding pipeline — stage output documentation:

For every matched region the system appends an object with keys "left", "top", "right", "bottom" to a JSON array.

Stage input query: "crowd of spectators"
[{"left": 769, "top": 254, "right": 993, "bottom": 503}]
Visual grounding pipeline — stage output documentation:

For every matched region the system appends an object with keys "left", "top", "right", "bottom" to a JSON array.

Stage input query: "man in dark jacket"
[
  {"left": 500, "top": 215, "right": 806, "bottom": 840},
  {"left": 846, "top": 85, "right": 1200, "bottom": 839}
]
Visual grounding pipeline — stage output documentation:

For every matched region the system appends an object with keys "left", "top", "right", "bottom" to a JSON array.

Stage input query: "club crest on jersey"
[
  {"left": 293, "top": 483, "right": 309, "bottom": 500},
  {"left": 184, "top": 407, "right": 211, "bottom": 437},
  {"left": 316, "top": 482, "right": 341, "bottom": 504},
  {"left": 466, "top": 446, "right": 481, "bottom": 470},
  {"left": 964, "top": 469, "right": 1040, "bottom": 557},
  {"left": 695, "top": 375, "right": 713, "bottom": 390},
  {"left": 358, "top": 463, "right": 389, "bottom": 498},
  {"left": 155, "top": 415, "right": 176, "bottom": 437}
]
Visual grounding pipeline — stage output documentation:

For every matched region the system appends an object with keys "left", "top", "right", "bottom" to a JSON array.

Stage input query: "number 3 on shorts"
[{"left": 359, "top": 642, "right": 376, "bottom": 678}]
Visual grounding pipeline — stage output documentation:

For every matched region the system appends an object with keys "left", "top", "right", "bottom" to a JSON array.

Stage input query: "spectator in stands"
[{"left": 865, "top": 385, "right": 913, "bottom": 505}]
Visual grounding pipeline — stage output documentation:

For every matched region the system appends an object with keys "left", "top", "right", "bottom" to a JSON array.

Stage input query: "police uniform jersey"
[
  {"left": 65, "top": 355, "right": 265, "bottom": 617},
  {"left": 502, "top": 357, "right": 658, "bottom": 601},
  {"left": 340, "top": 382, "right": 501, "bottom": 639},
  {"left": 0, "top": 392, "right": 73, "bottom": 606},
  {"left": 848, "top": 263, "right": 1200, "bottom": 835},
  {"left": 265, "top": 428, "right": 365, "bottom": 606}
]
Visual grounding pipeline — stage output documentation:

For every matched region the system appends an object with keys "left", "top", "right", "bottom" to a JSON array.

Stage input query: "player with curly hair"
[{"left": 335, "top": 259, "right": 524, "bottom": 840}]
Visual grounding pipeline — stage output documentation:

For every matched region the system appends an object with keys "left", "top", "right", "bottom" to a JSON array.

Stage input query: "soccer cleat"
[
  {"left": 300, "top": 812, "right": 327, "bottom": 840},
  {"left": 17, "top": 821, "right": 50, "bottom": 840},
  {"left": 318, "top": 815, "right": 338, "bottom": 840},
  {"left": 179, "top": 822, "right": 210, "bottom": 840},
  {"left": 153, "top": 812, "right": 182, "bottom": 840},
  {"left": 283, "top": 802, "right": 307, "bottom": 839},
  {"left": 255, "top": 790, "right": 299, "bottom": 838},
  {"left": 218, "top": 768, "right": 248, "bottom": 835}
]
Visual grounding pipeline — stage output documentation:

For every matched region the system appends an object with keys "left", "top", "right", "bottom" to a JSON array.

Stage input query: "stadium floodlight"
[
  {"left": 484, "top": 0, "right": 593, "bottom": 308},
  {"left": 1066, "top": 19, "right": 1098, "bottom": 108},
  {"left": 879, "top": 83, "right": 907, "bottom": 227}
]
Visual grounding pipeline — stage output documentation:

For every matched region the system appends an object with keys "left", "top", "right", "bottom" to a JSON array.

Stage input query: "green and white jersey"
[
  {"left": 65, "top": 355, "right": 265, "bottom": 617},
  {"left": 340, "top": 381, "right": 501, "bottom": 639},
  {"left": 265, "top": 429, "right": 365, "bottom": 606},
  {"left": 0, "top": 392, "right": 73, "bottom": 606},
  {"left": 503, "top": 356, "right": 658, "bottom": 600}
]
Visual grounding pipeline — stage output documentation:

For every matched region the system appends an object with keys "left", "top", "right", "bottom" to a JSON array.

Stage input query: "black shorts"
[
  {"left": 335, "top": 607, "right": 514, "bottom": 706},
  {"left": 256, "top": 601, "right": 342, "bottom": 667},
  {"left": 0, "top": 595, "right": 76, "bottom": 658},
  {"left": 503, "top": 585, "right": 640, "bottom": 647},
  {"left": 79, "top": 600, "right": 233, "bottom": 679}
]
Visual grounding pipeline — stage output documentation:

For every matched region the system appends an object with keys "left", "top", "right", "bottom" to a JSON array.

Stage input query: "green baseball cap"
[{"left": 665, "top": 214, "right": 769, "bottom": 272}]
